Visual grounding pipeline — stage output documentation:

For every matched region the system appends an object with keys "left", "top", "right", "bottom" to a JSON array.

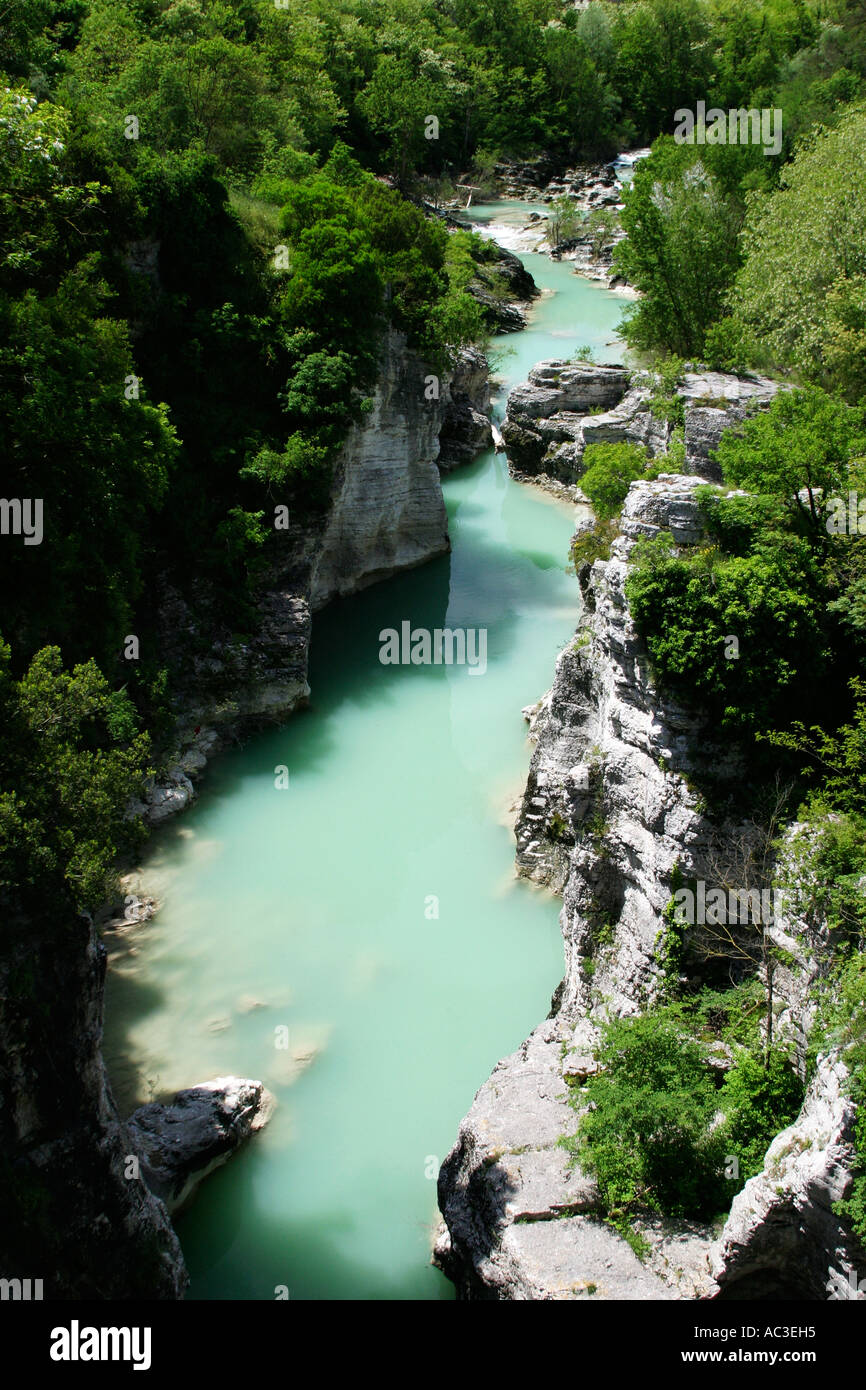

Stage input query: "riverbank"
[{"left": 447, "top": 150, "right": 650, "bottom": 287}]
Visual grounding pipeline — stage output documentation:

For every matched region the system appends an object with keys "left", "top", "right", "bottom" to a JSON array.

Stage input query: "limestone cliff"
[
  {"left": 142, "top": 333, "right": 493, "bottom": 820},
  {"left": 436, "top": 471, "right": 862, "bottom": 1301},
  {"left": 438, "top": 347, "right": 493, "bottom": 470},
  {"left": 503, "top": 360, "right": 782, "bottom": 483},
  {"left": 310, "top": 330, "right": 453, "bottom": 609},
  {"left": 712, "top": 1052, "right": 861, "bottom": 1300}
]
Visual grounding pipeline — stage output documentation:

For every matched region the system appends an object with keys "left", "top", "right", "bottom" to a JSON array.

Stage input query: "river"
[{"left": 103, "top": 203, "right": 627, "bottom": 1300}]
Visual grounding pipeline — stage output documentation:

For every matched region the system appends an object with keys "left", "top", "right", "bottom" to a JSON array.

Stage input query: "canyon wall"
[
  {"left": 310, "top": 330, "right": 453, "bottom": 610},
  {"left": 0, "top": 323, "right": 497, "bottom": 1298},
  {"left": 139, "top": 336, "right": 493, "bottom": 822},
  {"left": 0, "top": 904, "right": 188, "bottom": 1298},
  {"left": 436, "top": 406, "right": 862, "bottom": 1299}
]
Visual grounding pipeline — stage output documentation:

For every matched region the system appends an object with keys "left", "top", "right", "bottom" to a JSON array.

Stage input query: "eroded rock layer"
[{"left": 502, "top": 361, "right": 782, "bottom": 483}]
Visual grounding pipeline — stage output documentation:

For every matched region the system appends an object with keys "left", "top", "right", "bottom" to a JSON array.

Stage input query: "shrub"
[
  {"left": 719, "top": 1050, "right": 805, "bottom": 1182},
  {"left": 580, "top": 442, "right": 652, "bottom": 521},
  {"left": 713, "top": 386, "right": 866, "bottom": 534},
  {"left": 566, "top": 1009, "right": 806, "bottom": 1224},
  {"left": 585, "top": 207, "right": 620, "bottom": 259},
  {"left": 625, "top": 529, "right": 829, "bottom": 735},
  {"left": 814, "top": 953, "right": 866, "bottom": 1244},
  {"left": 567, "top": 1011, "right": 729, "bottom": 1218},
  {"left": 569, "top": 518, "right": 619, "bottom": 571}
]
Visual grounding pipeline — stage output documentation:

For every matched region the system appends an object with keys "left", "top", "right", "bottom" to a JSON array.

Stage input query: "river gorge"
[{"left": 102, "top": 206, "right": 629, "bottom": 1300}]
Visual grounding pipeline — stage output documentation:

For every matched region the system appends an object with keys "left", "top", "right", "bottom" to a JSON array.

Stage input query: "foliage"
[
  {"left": 682, "top": 977, "right": 767, "bottom": 1052},
  {"left": 656, "top": 891, "right": 687, "bottom": 990},
  {"left": 569, "top": 518, "right": 619, "bottom": 571},
  {"left": 611, "top": 0, "right": 713, "bottom": 142},
  {"left": 719, "top": 1049, "right": 805, "bottom": 1182},
  {"left": 567, "top": 1010, "right": 730, "bottom": 1218},
  {"left": 625, "top": 527, "right": 829, "bottom": 735},
  {"left": 9, "top": 0, "right": 860, "bottom": 188},
  {"left": 0, "top": 258, "right": 177, "bottom": 665},
  {"left": 808, "top": 951, "right": 866, "bottom": 1242},
  {"left": 546, "top": 195, "right": 581, "bottom": 248},
  {"left": 713, "top": 387, "right": 866, "bottom": 533},
  {"left": 648, "top": 355, "right": 687, "bottom": 422},
  {"left": 784, "top": 804, "right": 866, "bottom": 945},
  {"left": 725, "top": 105, "right": 866, "bottom": 397},
  {"left": 0, "top": 642, "right": 150, "bottom": 911},
  {"left": 698, "top": 489, "right": 788, "bottom": 556},
  {"left": 579, "top": 441, "right": 655, "bottom": 520},
  {"left": 585, "top": 206, "right": 620, "bottom": 259},
  {"left": 565, "top": 1005, "right": 804, "bottom": 1224},
  {"left": 613, "top": 141, "right": 744, "bottom": 357},
  {"left": 761, "top": 682, "right": 866, "bottom": 818}
]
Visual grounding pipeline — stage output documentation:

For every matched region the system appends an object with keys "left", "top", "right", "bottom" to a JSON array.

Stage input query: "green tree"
[
  {"left": 0, "top": 642, "right": 151, "bottom": 910},
  {"left": 612, "top": 0, "right": 712, "bottom": 141},
  {"left": 613, "top": 139, "right": 744, "bottom": 357},
  {"left": 358, "top": 52, "right": 441, "bottom": 187},
  {"left": 762, "top": 677, "right": 866, "bottom": 816},
  {"left": 546, "top": 194, "right": 581, "bottom": 248},
  {"left": 585, "top": 206, "right": 620, "bottom": 259},
  {"left": 720, "top": 1050, "right": 804, "bottom": 1180},
  {"left": 0, "top": 86, "right": 106, "bottom": 292},
  {"left": 727, "top": 104, "right": 866, "bottom": 395},
  {"left": 707, "top": 0, "right": 785, "bottom": 110},
  {"left": 569, "top": 1011, "right": 729, "bottom": 1218},
  {"left": 577, "top": 2, "right": 615, "bottom": 74},
  {"left": 713, "top": 387, "right": 866, "bottom": 533},
  {"left": 0, "top": 260, "right": 177, "bottom": 664},
  {"left": 625, "top": 525, "right": 829, "bottom": 734},
  {"left": 579, "top": 441, "right": 655, "bottom": 520}
]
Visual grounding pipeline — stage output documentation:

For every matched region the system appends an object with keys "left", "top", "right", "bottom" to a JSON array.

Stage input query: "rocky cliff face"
[
  {"left": 310, "top": 331, "right": 453, "bottom": 610},
  {"left": 516, "top": 476, "right": 740, "bottom": 1018},
  {"left": 436, "top": 472, "right": 861, "bottom": 1301},
  {"left": 712, "top": 1052, "right": 862, "bottom": 1300},
  {"left": 503, "top": 362, "right": 782, "bottom": 483},
  {"left": 465, "top": 240, "right": 538, "bottom": 330},
  {"left": 491, "top": 156, "right": 622, "bottom": 210},
  {"left": 152, "top": 328, "right": 465, "bottom": 770},
  {"left": 0, "top": 904, "right": 187, "bottom": 1298},
  {"left": 142, "top": 332, "right": 494, "bottom": 822},
  {"left": 138, "top": 525, "right": 315, "bottom": 825},
  {"left": 438, "top": 347, "right": 493, "bottom": 469}
]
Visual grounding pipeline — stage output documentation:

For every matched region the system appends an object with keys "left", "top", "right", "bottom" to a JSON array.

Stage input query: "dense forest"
[
  {"left": 3, "top": 0, "right": 863, "bottom": 900},
  {"left": 3, "top": 0, "right": 866, "bottom": 1293}
]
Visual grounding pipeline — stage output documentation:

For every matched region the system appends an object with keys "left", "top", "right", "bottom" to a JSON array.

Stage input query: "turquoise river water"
[{"left": 104, "top": 203, "right": 627, "bottom": 1300}]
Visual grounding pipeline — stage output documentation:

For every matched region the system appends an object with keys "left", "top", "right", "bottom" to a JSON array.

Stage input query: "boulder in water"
[{"left": 127, "top": 1076, "right": 274, "bottom": 1214}]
